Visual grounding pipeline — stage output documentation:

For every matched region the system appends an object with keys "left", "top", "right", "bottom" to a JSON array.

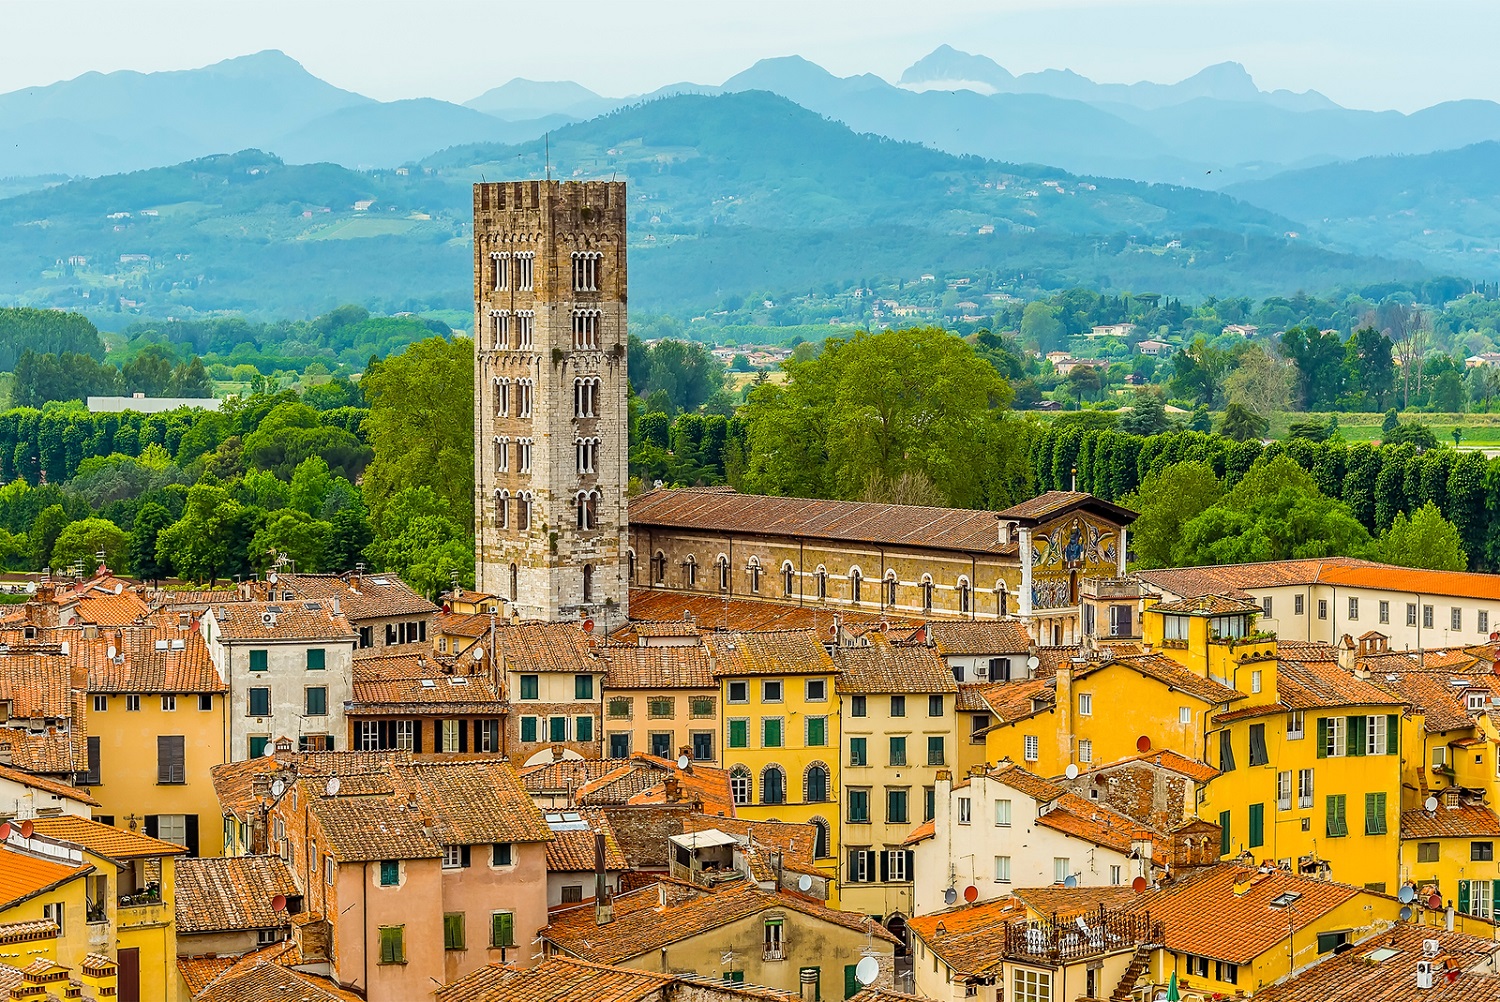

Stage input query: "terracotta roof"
[
  {"left": 989, "top": 762, "right": 1070, "bottom": 803},
  {"left": 971, "top": 677, "right": 1055, "bottom": 722},
  {"left": 0, "top": 725, "right": 87, "bottom": 775},
  {"left": 64, "top": 583, "right": 150, "bottom": 627},
  {"left": 1372, "top": 667, "right": 1489, "bottom": 733},
  {"left": 521, "top": 758, "right": 634, "bottom": 794},
  {"left": 178, "top": 955, "right": 237, "bottom": 997},
  {"left": 348, "top": 652, "right": 502, "bottom": 714},
  {"left": 625, "top": 758, "right": 736, "bottom": 816},
  {"left": 1252, "top": 924, "right": 1500, "bottom": 1002},
  {"left": 174, "top": 856, "right": 299, "bottom": 934},
  {"left": 1125, "top": 863, "right": 1362, "bottom": 965},
  {"left": 211, "top": 750, "right": 409, "bottom": 816},
  {"left": 495, "top": 621, "right": 600, "bottom": 674},
  {"left": 436, "top": 611, "right": 492, "bottom": 639},
  {"left": 545, "top": 809, "right": 629, "bottom": 872},
  {"left": 600, "top": 645, "right": 717, "bottom": 689},
  {"left": 266, "top": 572, "right": 438, "bottom": 621},
  {"left": 848, "top": 990, "right": 929, "bottom": 1002},
  {"left": 394, "top": 760, "right": 553, "bottom": 845},
  {"left": 625, "top": 588, "right": 918, "bottom": 635},
  {"left": 79, "top": 627, "right": 225, "bottom": 693},
  {"left": 1136, "top": 557, "right": 1373, "bottom": 598},
  {"left": 1401, "top": 803, "right": 1500, "bottom": 840},
  {"left": 630, "top": 621, "right": 701, "bottom": 639},
  {"left": 194, "top": 960, "right": 363, "bottom": 1002},
  {"left": 1037, "top": 793, "right": 1162, "bottom": 859},
  {"left": 927, "top": 621, "right": 1032, "bottom": 657},
  {"left": 834, "top": 635, "right": 957, "bottom": 693},
  {"left": 305, "top": 787, "right": 443, "bottom": 861},
  {"left": 209, "top": 601, "right": 356, "bottom": 643},
  {"left": 1279, "top": 656, "right": 1405, "bottom": 710},
  {"left": 1150, "top": 594, "right": 1261, "bottom": 616},
  {"left": 903, "top": 818, "right": 936, "bottom": 845},
  {"left": 1109, "top": 651, "right": 1244, "bottom": 705},
  {"left": 179, "top": 940, "right": 306, "bottom": 998},
  {"left": 630, "top": 487, "right": 1023, "bottom": 555},
  {"left": 997, "top": 490, "right": 1137, "bottom": 527},
  {"left": 679, "top": 813, "right": 821, "bottom": 879},
  {"left": 1012, "top": 884, "right": 1142, "bottom": 916},
  {"left": 148, "top": 587, "right": 243, "bottom": 610},
  {"left": 1082, "top": 748, "right": 1218, "bottom": 785},
  {"left": 955, "top": 683, "right": 993, "bottom": 712},
  {"left": 0, "top": 649, "right": 75, "bottom": 717},
  {"left": 1319, "top": 563, "right": 1500, "bottom": 604},
  {"left": 437, "top": 957, "right": 799, "bottom": 1002},
  {"left": 906, "top": 896, "right": 1031, "bottom": 977},
  {"left": 0, "top": 762, "right": 99, "bottom": 806},
  {"left": 542, "top": 879, "right": 896, "bottom": 963},
  {"left": 0, "top": 918, "right": 57, "bottom": 945},
  {"left": 28, "top": 816, "right": 186, "bottom": 859},
  {"left": 0, "top": 845, "right": 91, "bottom": 909},
  {"left": 704, "top": 630, "right": 838, "bottom": 677}
]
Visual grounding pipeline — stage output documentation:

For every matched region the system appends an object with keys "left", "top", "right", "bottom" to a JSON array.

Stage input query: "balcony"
[{"left": 1002, "top": 907, "right": 1163, "bottom": 965}]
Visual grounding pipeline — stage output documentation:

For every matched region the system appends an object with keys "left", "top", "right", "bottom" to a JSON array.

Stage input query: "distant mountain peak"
[{"left": 899, "top": 45, "right": 1014, "bottom": 90}]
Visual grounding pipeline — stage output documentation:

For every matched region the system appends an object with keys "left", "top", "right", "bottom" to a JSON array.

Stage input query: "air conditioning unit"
[
  {"left": 1423, "top": 939, "right": 1441, "bottom": 957},
  {"left": 261, "top": 612, "right": 277, "bottom": 626},
  {"left": 1416, "top": 959, "right": 1435, "bottom": 989}
]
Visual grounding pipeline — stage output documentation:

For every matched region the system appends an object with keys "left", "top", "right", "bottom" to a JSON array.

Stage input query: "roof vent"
[
  {"left": 170, "top": 639, "right": 185, "bottom": 650},
  {"left": 154, "top": 640, "right": 168, "bottom": 651}
]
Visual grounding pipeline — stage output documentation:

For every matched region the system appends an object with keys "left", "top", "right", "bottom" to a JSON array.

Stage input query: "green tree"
[
  {"left": 120, "top": 344, "right": 177, "bottom": 396},
  {"left": 0, "top": 528, "right": 26, "bottom": 571},
  {"left": 1280, "top": 326, "right": 1345, "bottom": 409},
  {"left": 1223, "top": 343, "right": 1292, "bottom": 419},
  {"left": 1431, "top": 370, "right": 1467, "bottom": 412},
  {"left": 1121, "top": 461, "right": 1223, "bottom": 568},
  {"left": 364, "top": 486, "right": 472, "bottom": 598},
  {"left": 1372, "top": 501, "right": 1467, "bottom": 571},
  {"left": 242, "top": 402, "right": 370, "bottom": 481},
  {"left": 1344, "top": 326, "right": 1395, "bottom": 410},
  {"left": 170, "top": 356, "right": 214, "bottom": 398},
  {"left": 1217, "top": 403, "right": 1269, "bottom": 442},
  {"left": 289, "top": 456, "right": 334, "bottom": 516},
  {"left": 1117, "top": 388, "right": 1171, "bottom": 437},
  {"left": 1021, "top": 301, "right": 1065, "bottom": 354},
  {"left": 251, "top": 510, "right": 333, "bottom": 573},
  {"left": 29, "top": 504, "right": 70, "bottom": 570},
  {"left": 1381, "top": 408, "right": 1401, "bottom": 436},
  {"left": 129, "top": 501, "right": 174, "bottom": 581},
  {"left": 154, "top": 483, "right": 244, "bottom": 583},
  {"left": 51, "top": 517, "right": 127, "bottom": 575},
  {"left": 1065, "top": 365, "right": 1103, "bottom": 405}
]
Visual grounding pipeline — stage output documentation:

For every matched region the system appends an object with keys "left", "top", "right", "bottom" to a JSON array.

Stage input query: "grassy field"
[{"left": 1266, "top": 411, "right": 1500, "bottom": 446}]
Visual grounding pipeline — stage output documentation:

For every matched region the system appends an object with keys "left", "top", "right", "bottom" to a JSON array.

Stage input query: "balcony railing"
[{"left": 1002, "top": 906, "right": 1163, "bottom": 965}]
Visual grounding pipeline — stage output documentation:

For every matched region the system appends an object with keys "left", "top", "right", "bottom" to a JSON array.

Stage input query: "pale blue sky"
[{"left": 0, "top": 0, "right": 1489, "bottom": 112}]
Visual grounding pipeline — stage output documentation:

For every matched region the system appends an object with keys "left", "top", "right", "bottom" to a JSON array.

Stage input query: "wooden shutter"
[
  {"left": 157, "top": 736, "right": 184, "bottom": 784},
  {"left": 1386, "top": 715, "right": 1399, "bottom": 754},
  {"left": 144, "top": 815, "right": 158, "bottom": 838},
  {"left": 493, "top": 911, "right": 514, "bottom": 947},
  {"left": 1219, "top": 729, "right": 1235, "bottom": 772},
  {"left": 848, "top": 850, "right": 860, "bottom": 882},
  {"left": 1315, "top": 717, "right": 1328, "bottom": 758},
  {"left": 85, "top": 736, "right": 101, "bottom": 785},
  {"left": 412, "top": 722, "right": 423, "bottom": 753},
  {"left": 1346, "top": 715, "right": 1364, "bottom": 757},
  {"left": 1248, "top": 803, "right": 1263, "bottom": 848},
  {"left": 1459, "top": 880, "right": 1471, "bottom": 915},
  {"left": 1218, "top": 811, "right": 1230, "bottom": 856}
]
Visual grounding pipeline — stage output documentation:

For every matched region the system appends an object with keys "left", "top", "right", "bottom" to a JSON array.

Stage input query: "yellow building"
[
  {"left": 833, "top": 633, "right": 957, "bottom": 927},
  {"left": 1399, "top": 788, "right": 1500, "bottom": 925},
  {"left": 28, "top": 815, "right": 187, "bottom": 1002},
  {"left": 707, "top": 631, "right": 841, "bottom": 895},
  {"left": 599, "top": 643, "right": 720, "bottom": 762},
  {"left": 0, "top": 835, "right": 95, "bottom": 975},
  {"left": 79, "top": 624, "right": 228, "bottom": 857}
]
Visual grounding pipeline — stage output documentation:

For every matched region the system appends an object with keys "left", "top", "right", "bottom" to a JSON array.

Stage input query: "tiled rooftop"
[
  {"left": 926, "top": 620, "right": 1032, "bottom": 657},
  {"left": 1251, "top": 924, "right": 1500, "bottom": 1002},
  {"left": 625, "top": 588, "right": 917, "bottom": 635},
  {"left": 833, "top": 635, "right": 957, "bottom": 694},
  {"left": 545, "top": 809, "right": 629, "bottom": 872},
  {"left": 348, "top": 652, "right": 502, "bottom": 714},
  {"left": 77, "top": 626, "right": 226, "bottom": 693},
  {"left": 495, "top": 621, "right": 600, "bottom": 674},
  {"left": 1400, "top": 803, "right": 1500, "bottom": 840},
  {"left": 703, "top": 630, "right": 838, "bottom": 677},
  {"left": 600, "top": 644, "right": 717, "bottom": 689},
  {"left": 0, "top": 761, "right": 99, "bottom": 806},
  {"left": 259, "top": 572, "right": 438, "bottom": 621},
  {"left": 907, "top": 896, "right": 1030, "bottom": 977},
  {"left": 29, "top": 815, "right": 187, "bottom": 859},
  {"left": 210, "top": 601, "right": 357, "bottom": 643},
  {"left": 0, "top": 845, "right": 91, "bottom": 910},
  {"left": 174, "top": 855, "right": 299, "bottom": 934}
]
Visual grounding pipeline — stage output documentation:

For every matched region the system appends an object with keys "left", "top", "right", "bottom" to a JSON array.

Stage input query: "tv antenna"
[{"left": 545, "top": 132, "right": 551, "bottom": 181}]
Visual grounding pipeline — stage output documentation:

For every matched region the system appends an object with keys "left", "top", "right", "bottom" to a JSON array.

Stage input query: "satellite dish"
[
  {"left": 19, "top": 820, "right": 33, "bottom": 839},
  {"left": 263, "top": 742, "right": 277, "bottom": 758},
  {"left": 271, "top": 894, "right": 287, "bottom": 912},
  {"left": 963, "top": 885, "right": 979, "bottom": 903},
  {"left": 798, "top": 875, "right": 813, "bottom": 892},
  {"left": 854, "top": 956, "right": 880, "bottom": 987},
  {"left": 1131, "top": 876, "right": 1148, "bottom": 893},
  {"left": 271, "top": 780, "right": 285, "bottom": 797},
  {"left": 1063, "top": 874, "right": 1078, "bottom": 889},
  {"left": 326, "top": 777, "right": 341, "bottom": 797},
  {"left": 1064, "top": 764, "right": 1080, "bottom": 780},
  {"left": 268, "top": 573, "right": 278, "bottom": 584},
  {"left": 1424, "top": 797, "right": 1439, "bottom": 812},
  {"left": 1398, "top": 885, "right": 1416, "bottom": 904},
  {"left": 1429, "top": 893, "right": 1444, "bottom": 910},
  {"left": 1136, "top": 735, "right": 1152, "bottom": 753},
  {"left": 676, "top": 754, "right": 690, "bottom": 770},
  {"left": 24, "top": 582, "right": 36, "bottom": 594},
  {"left": 113, "top": 582, "right": 123, "bottom": 595},
  {"left": 582, "top": 618, "right": 595, "bottom": 634},
  {"left": 1026, "top": 655, "right": 1040, "bottom": 671},
  {"left": 1399, "top": 906, "right": 1413, "bottom": 921},
  {"left": 943, "top": 887, "right": 958, "bottom": 905},
  {"left": 0, "top": 822, "right": 10, "bottom": 840},
  {"left": 472, "top": 647, "right": 486, "bottom": 661}
]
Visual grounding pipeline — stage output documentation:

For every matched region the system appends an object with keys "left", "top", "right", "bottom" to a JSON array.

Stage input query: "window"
[
  {"left": 649, "top": 732, "right": 672, "bottom": 758},
  {"left": 1418, "top": 842, "right": 1439, "bottom": 863},
  {"left": 761, "top": 766, "right": 786, "bottom": 804},
  {"left": 199, "top": 694, "right": 213, "bottom": 711},
  {"left": 249, "top": 687, "right": 270, "bottom": 716},
  {"left": 396, "top": 720, "right": 416, "bottom": 751},
  {"left": 728, "top": 681, "right": 749, "bottom": 704},
  {"left": 1179, "top": 706, "right": 1191, "bottom": 726},
  {"left": 1053, "top": 857, "right": 1071, "bottom": 884},
  {"left": 157, "top": 694, "right": 175, "bottom": 712},
  {"left": 249, "top": 650, "right": 268, "bottom": 672},
  {"left": 1379, "top": 600, "right": 1390, "bottom": 624},
  {"left": 849, "top": 737, "right": 867, "bottom": 767},
  {"left": 922, "top": 736, "right": 944, "bottom": 767},
  {"left": 1298, "top": 768, "right": 1314, "bottom": 809},
  {"left": 815, "top": 567, "right": 828, "bottom": 599},
  {"left": 731, "top": 767, "right": 752, "bottom": 806},
  {"left": 1219, "top": 729, "right": 1235, "bottom": 772},
  {"left": 492, "top": 843, "right": 513, "bottom": 867},
  {"left": 1261, "top": 596, "right": 1273, "bottom": 618},
  {"left": 1294, "top": 595, "right": 1305, "bottom": 616},
  {"left": 847, "top": 788, "right": 870, "bottom": 823},
  {"left": 548, "top": 716, "right": 569, "bottom": 743},
  {"left": 890, "top": 695, "right": 905, "bottom": 717},
  {"left": 325, "top": 854, "right": 335, "bottom": 885},
  {"left": 1326, "top": 794, "right": 1348, "bottom": 838},
  {"left": 490, "top": 251, "right": 508, "bottom": 291},
  {"left": 1453, "top": 607, "right": 1464, "bottom": 631},
  {"left": 249, "top": 736, "right": 270, "bottom": 758},
  {"left": 1079, "top": 739, "right": 1092, "bottom": 763},
  {"left": 608, "top": 732, "right": 630, "bottom": 757},
  {"left": 763, "top": 680, "right": 783, "bottom": 703},
  {"left": 571, "top": 309, "right": 601, "bottom": 350},
  {"left": 379, "top": 860, "right": 399, "bottom": 886},
  {"left": 1322, "top": 716, "right": 1346, "bottom": 758},
  {"left": 806, "top": 716, "right": 827, "bottom": 746},
  {"left": 1250, "top": 670, "right": 1262, "bottom": 694},
  {"left": 747, "top": 557, "right": 761, "bottom": 594},
  {"left": 1366, "top": 715, "right": 1389, "bottom": 755},
  {"left": 995, "top": 799, "right": 1013, "bottom": 826},
  {"left": 1424, "top": 605, "right": 1434, "bottom": 628},
  {"left": 491, "top": 911, "right": 515, "bottom": 948},
  {"left": 1248, "top": 803, "right": 1264, "bottom": 848},
  {"left": 889, "top": 736, "right": 906, "bottom": 766},
  {"left": 443, "top": 912, "right": 465, "bottom": 950},
  {"left": 1473, "top": 841, "right": 1495, "bottom": 861},
  {"left": 921, "top": 577, "right": 933, "bottom": 612},
  {"left": 1024, "top": 734, "right": 1039, "bottom": 762},
  {"left": 1316, "top": 599, "right": 1328, "bottom": 620},
  {"left": 806, "top": 678, "right": 827, "bottom": 702},
  {"left": 729, "top": 718, "right": 749, "bottom": 749},
  {"left": 608, "top": 696, "right": 633, "bottom": 719},
  {"left": 1078, "top": 692, "right": 1092, "bottom": 716},
  {"left": 305, "top": 687, "right": 327, "bottom": 716},
  {"left": 1249, "top": 723, "right": 1268, "bottom": 766},
  {"left": 519, "top": 675, "right": 539, "bottom": 700},
  {"left": 887, "top": 787, "right": 909, "bottom": 824},
  {"left": 574, "top": 674, "right": 594, "bottom": 700},
  {"left": 1013, "top": 969, "right": 1052, "bottom": 1002},
  {"left": 1215, "top": 962, "right": 1238, "bottom": 985},
  {"left": 1287, "top": 710, "right": 1305, "bottom": 739},
  {"left": 1365, "top": 792, "right": 1387, "bottom": 835},
  {"left": 884, "top": 572, "right": 898, "bottom": 606},
  {"left": 783, "top": 562, "right": 795, "bottom": 596},
  {"left": 571, "top": 251, "right": 601, "bottom": 292},
  {"left": 849, "top": 569, "right": 861, "bottom": 604},
  {"left": 763, "top": 718, "right": 783, "bottom": 748},
  {"left": 847, "top": 848, "right": 876, "bottom": 882},
  {"left": 886, "top": 849, "right": 909, "bottom": 882},
  {"left": 1187, "top": 956, "right": 1209, "bottom": 978},
  {"left": 378, "top": 926, "right": 406, "bottom": 965},
  {"left": 647, "top": 696, "right": 674, "bottom": 719},
  {"left": 972, "top": 713, "right": 991, "bottom": 742},
  {"left": 690, "top": 695, "right": 715, "bottom": 718},
  {"left": 443, "top": 847, "right": 465, "bottom": 871},
  {"left": 157, "top": 735, "right": 185, "bottom": 784},
  {"left": 1162, "top": 615, "right": 1188, "bottom": 641},
  {"left": 1483, "top": 611, "right": 1492, "bottom": 634},
  {"left": 1277, "top": 771, "right": 1292, "bottom": 811},
  {"left": 1348, "top": 596, "right": 1359, "bottom": 620},
  {"left": 692, "top": 731, "right": 714, "bottom": 761},
  {"left": 1408, "top": 603, "right": 1419, "bottom": 626},
  {"left": 1110, "top": 864, "right": 1122, "bottom": 885},
  {"left": 851, "top": 694, "right": 866, "bottom": 717},
  {"left": 958, "top": 797, "right": 972, "bottom": 824},
  {"left": 995, "top": 855, "right": 1011, "bottom": 882},
  {"left": 92, "top": 694, "right": 107, "bottom": 713},
  {"left": 1467, "top": 880, "right": 1494, "bottom": 919},
  {"left": 519, "top": 716, "right": 538, "bottom": 743},
  {"left": 303, "top": 647, "right": 326, "bottom": 671}
]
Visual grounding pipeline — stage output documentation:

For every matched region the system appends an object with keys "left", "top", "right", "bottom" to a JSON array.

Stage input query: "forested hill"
[{"left": 0, "top": 92, "right": 1426, "bottom": 321}]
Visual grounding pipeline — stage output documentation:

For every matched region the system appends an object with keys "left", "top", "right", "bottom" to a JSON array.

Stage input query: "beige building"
[
  {"left": 493, "top": 622, "right": 604, "bottom": 764},
  {"left": 473, "top": 180, "right": 630, "bottom": 623},
  {"left": 599, "top": 644, "right": 719, "bottom": 762}
]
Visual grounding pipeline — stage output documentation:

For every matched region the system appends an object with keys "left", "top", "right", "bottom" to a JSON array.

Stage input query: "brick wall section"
[{"left": 1058, "top": 761, "right": 1192, "bottom": 832}]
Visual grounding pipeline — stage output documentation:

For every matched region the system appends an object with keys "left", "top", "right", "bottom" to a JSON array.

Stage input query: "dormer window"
[{"left": 1469, "top": 691, "right": 1488, "bottom": 712}]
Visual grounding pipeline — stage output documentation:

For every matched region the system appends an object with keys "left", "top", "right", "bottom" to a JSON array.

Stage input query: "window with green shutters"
[
  {"left": 806, "top": 716, "right": 826, "bottom": 747},
  {"left": 249, "top": 687, "right": 270, "bottom": 716},
  {"left": 520, "top": 717, "right": 537, "bottom": 742},
  {"left": 1326, "top": 794, "right": 1348, "bottom": 837},
  {"left": 763, "top": 718, "right": 783, "bottom": 748},
  {"left": 1218, "top": 811, "right": 1230, "bottom": 856},
  {"left": 1248, "top": 803, "right": 1264, "bottom": 848},
  {"left": 249, "top": 736, "right": 270, "bottom": 759},
  {"left": 378, "top": 926, "right": 405, "bottom": 963},
  {"left": 1346, "top": 715, "right": 1366, "bottom": 757},
  {"left": 575, "top": 675, "right": 593, "bottom": 699},
  {"left": 1248, "top": 724, "right": 1268, "bottom": 766},
  {"left": 491, "top": 911, "right": 515, "bottom": 947},
  {"left": 249, "top": 650, "right": 268, "bottom": 672},
  {"left": 1218, "top": 729, "right": 1235, "bottom": 772},
  {"left": 1364, "top": 792, "right": 1388, "bottom": 835},
  {"left": 549, "top": 716, "right": 568, "bottom": 742},
  {"left": 306, "top": 648, "right": 325, "bottom": 670},
  {"left": 890, "top": 736, "right": 907, "bottom": 766},
  {"left": 379, "top": 860, "right": 399, "bottom": 886},
  {"left": 729, "top": 719, "right": 749, "bottom": 748},
  {"left": 575, "top": 716, "right": 593, "bottom": 742},
  {"left": 849, "top": 737, "right": 867, "bottom": 766},
  {"left": 848, "top": 788, "right": 869, "bottom": 823},
  {"left": 928, "top": 736, "right": 945, "bottom": 766},
  {"left": 443, "top": 912, "right": 465, "bottom": 949},
  {"left": 305, "top": 687, "right": 327, "bottom": 716},
  {"left": 519, "top": 675, "right": 539, "bottom": 700}
]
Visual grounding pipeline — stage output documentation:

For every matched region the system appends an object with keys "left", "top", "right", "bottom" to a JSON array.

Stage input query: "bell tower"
[{"left": 473, "top": 180, "right": 629, "bottom": 623}]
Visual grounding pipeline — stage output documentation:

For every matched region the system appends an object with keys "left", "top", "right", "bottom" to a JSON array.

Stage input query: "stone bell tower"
[{"left": 473, "top": 180, "right": 629, "bottom": 623}]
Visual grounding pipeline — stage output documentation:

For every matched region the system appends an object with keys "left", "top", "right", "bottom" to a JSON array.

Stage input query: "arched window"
[
  {"left": 804, "top": 762, "right": 830, "bottom": 803},
  {"left": 921, "top": 575, "right": 934, "bottom": 613},
  {"left": 489, "top": 309, "right": 510, "bottom": 350},
  {"left": 494, "top": 436, "right": 508, "bottom": 473},
  {"left": 582, "top": 564, "right": 594, "bottom": 603},
  {"left": 747, "top": 556, "right": 762, "bottom": 594},
  {"left": 628, "top": 549, "right": 637, "bottom": 582},
  {"left": 495, "top": 490, "right": 510, "bottom": 530},
  {"left": 717, "top": 554, "right": 730, "bottom": 592},
  {"left": 849, "top": 568, "right": 862, "bottom": 605},
  {"left": 815, "top": 566, "right": 828, "bottom": 601},
  {"left": 495, "top": 377, "right": 510, "bottom": 417},
  {"left": 809, "top": 817, "right": 831, "bottom": 859},
  {"left": 684, "top": 555, "right": 697, "bottom": 588},
  {"left": 782, "top": 561, "right": 795, "bottom": 597},
  {"left": 957, "top": 577, "right": 971, "bottom": 615},
  {"left": 571, "top": 309, "right": 601, "bottom": 350},
  {"left": 996, "top": 583, "right": 1009, "bottom": 618},
  {"left": 576, "top": 490, "right": 599, "bottom": 530},
  {"left": 761, "top": 765, "right": 786, "bottom": 805},
  {"left": 517, "top": 492, "right": 533, "bottom": 531},
  {"left": 885, "top": 571, "right": 898, "bottom": 607},
  {"left": 508, "top": 563, "right": 519, "bottom": 602},
  {"left": 730, "top": 766, "right": 752, "bottom": 806},
  {"left": 653, "top": 550, "right": 667, "bottom": 584},
  {"left": 517, "top": 379, "right": 534, "bottom": 418}
]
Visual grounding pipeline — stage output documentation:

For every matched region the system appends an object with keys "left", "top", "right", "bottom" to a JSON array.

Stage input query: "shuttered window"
[
  {"left": 491, "top": 911, "right": 515, "bottom": 947},
  {"left": 1219, "top": 729, "right": 1235, "bottom": 772},
  {"left": 378, "top": 926, "right": 405, "bottom": 964},
  {"left": 306, "top": 649, "right": 325, "bottom": 670},
  {"left": 157, "top": 735, "right": 185, "bottom": 784},
  {"left": 1248, "top": 803, "right": 1264, "bottom": 848},
  {"left": 249, "top": 650, "right": 268, "bottom": 672},
  {"left": 1248, "top": 724, "right": 1268, "bottom": 766},
  {"left": 1365, "top": 792, "right": 1388, "bottom": 835},
  {"left": 84, "top": 736, "right": 101, "bottom": 785},
  {"left": 1326, "top": 794, "right": 1348, "bottom": 838},
  {"left": 443, "top": 913, "right": 465, "bottom": 950}
]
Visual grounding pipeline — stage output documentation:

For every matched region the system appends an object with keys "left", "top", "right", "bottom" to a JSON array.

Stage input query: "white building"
[{"left": 200, "top": 600, "right": 356, "bottom": 760}]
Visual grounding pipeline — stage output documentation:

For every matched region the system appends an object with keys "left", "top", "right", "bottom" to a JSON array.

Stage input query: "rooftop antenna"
[{"left": 545, "top": 132, "right": 551, "bottom": 181}]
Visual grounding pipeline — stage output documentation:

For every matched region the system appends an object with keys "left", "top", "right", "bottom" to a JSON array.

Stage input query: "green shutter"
[
  {"left": 575, "top": 716, "right": 593, "bottom": 742},
  {"left": 306, "top": 648, "right": 325, "bottom": 670},
  {"left": 1387, "top": 715, "right": 1399, "bottom": 755},
  {"left": 730, "top": 719, "right": 748, "bottom": 748},
  {"left": 494, "top": 911, "right": 515, "bottom": 947},
  {"left": 764, "top": 719, "right": 782, "bottom": 748},
  {"left": 1347, "top": 715, "right": 1364, "bottom": 757},
  {"left": 1459, "top": 880, "right": 1471, "bottom": 915},
  {"left": 1365, "top": 792, "right": 1387, "bottom": 836},
  {"left": 807, "top": 717, "right": 825, "bottom": 747},
  {"left": 250, "top": 649, "right": 268, "bottom": 672},
  {"left": 520, "top": 717, "right": 537, "bottom": 742},
  {"left": 443, "top": 913, "right": 465, "bottom": 949},
  {"left": 1248, "top": 803, "right": 1264, "bottom": 848},
  {"left": 845, "top": 965, "right": 860, "bottom": 999},
  {"left": 550, "top": 716, "right": 567, "bottom": 742},
  {"left": 1315, "top": 717, "right": 1328, "bottom": 758},
  {"left": 1219, "top": 810, "right": 1230, "bottom": 856}
]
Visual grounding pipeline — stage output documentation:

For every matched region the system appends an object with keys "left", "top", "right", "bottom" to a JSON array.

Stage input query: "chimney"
[
  {"left": 664, "top": 777, "right": 681, "bottom": 802},
  {"left": 1055, "top": 664, "right": 1074, "bottom": 768},
  {"left": 923, "top": 622, "right": 933, "bottom": 648},
  {"left": 930, "top": 768, "right": 954, "bottom": 914},
  {"left": 1337, "top": 635, "right": 1357, "bottom": 674},
  {"left": 594, "top": 830, "right": 614, "bottom": 924}
]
